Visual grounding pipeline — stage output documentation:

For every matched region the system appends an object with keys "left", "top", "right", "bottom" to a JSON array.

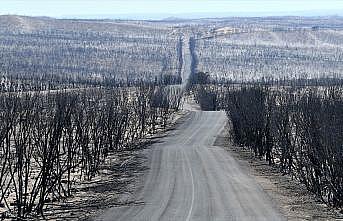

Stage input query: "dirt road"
[{"left": 96, "top": 106, "right": 285, "bottom": 221}]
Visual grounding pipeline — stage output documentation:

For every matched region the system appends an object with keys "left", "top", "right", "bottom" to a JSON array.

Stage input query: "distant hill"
[
  {"left": 0, "top": 15, "right": 43, "bottom": 32},
  {"left": 162, "top": 17, "right": 188, "bottom": 22},
  {"left": 0, "top": 15, "right": 166, "bottom": 34}
]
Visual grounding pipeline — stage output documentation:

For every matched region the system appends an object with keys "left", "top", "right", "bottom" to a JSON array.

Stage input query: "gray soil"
[
  {"left": 215, "top": 125, "right": 343, "bottom": 221},
  {"left": 40, "top": 112, "right": 187, "bottom": 221},
  {"left": 95, "top": 108, "right": 284, "bottom": 221},
  {"left": 42, "top": 106, "right": 342, "bottom": 221}
]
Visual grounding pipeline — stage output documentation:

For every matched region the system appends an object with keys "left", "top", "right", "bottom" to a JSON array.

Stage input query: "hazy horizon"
[{"left": 1, "top": 0, "right": 343, "bottom": 20}]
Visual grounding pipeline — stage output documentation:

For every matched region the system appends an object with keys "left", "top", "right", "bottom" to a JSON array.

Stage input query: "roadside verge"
[
  {"left": 215, "top": 124, "right": 343, "bottom": 221},
  {"left": 39, "top": 110, "right": 190, "bottom": 221}
]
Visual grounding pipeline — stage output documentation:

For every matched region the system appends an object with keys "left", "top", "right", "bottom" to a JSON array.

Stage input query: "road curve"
[{"left": 96, "top": 109, "right": 285, "bottom": 221}]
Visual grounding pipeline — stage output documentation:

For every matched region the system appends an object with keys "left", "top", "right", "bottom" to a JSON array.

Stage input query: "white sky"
[{"left": 1, "top": 0, "right": 342, "bottom": 18}]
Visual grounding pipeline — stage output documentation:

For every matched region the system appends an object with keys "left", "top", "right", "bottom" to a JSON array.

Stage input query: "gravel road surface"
[{"left": 96, "top": 106, "right": 285, "bottom": 221}]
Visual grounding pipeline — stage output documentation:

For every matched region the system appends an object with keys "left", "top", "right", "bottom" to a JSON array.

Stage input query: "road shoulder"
[
  {"left": 214, "top": 124, "right": 342, "bottom": 221},
  {"left": 39, "top": 110, "right": 190, "bottom": 221}
]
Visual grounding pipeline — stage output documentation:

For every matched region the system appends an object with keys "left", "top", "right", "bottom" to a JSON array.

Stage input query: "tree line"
[
  {"left": 0, "top": 20, "right": 181, "bottom": 92},
  {"left": 193, "top": 77, "right": 343, "bottom": 208},
  {"left": 0, "top": 84, "right": 181, "bottom": 219}
]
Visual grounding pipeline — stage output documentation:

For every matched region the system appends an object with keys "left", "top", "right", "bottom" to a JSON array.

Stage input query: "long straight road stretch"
[{"left": 96, "top": 108, "right": 285, "bottom": 221}]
